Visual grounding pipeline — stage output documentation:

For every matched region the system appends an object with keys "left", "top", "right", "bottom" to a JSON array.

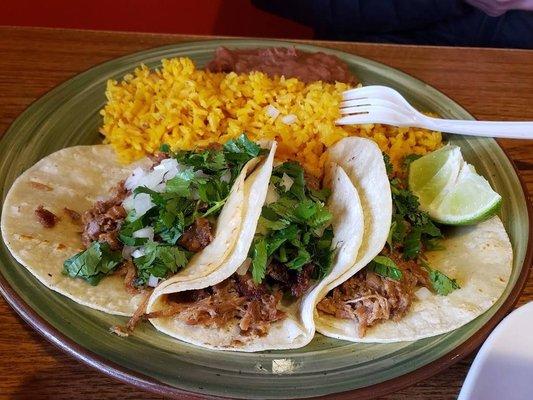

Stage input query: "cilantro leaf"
[
  {"left": 249, "top": 161, "right": 334, "bottom": 284},
  {"left": 308, "top": 187, "right": 331, "bottom": 203},
  {"left": 421, "top": 261, "right": 460, "bottom": 295},
  {"left": 312, "top": 227, "right": 335, "bottom": 279},
  {"left": 134, "top": 242, "right": 190, "bottom": 286},
  {"left": 175, "top": 149, "right": 226, "bottom": 173},
  {"left": 119, "top": 212, "right": 148, "bottom": 246},
  {"left": 308, "top": 206, "right": 333, "bottom": 229},
  {"left": 386, "top": 154, "right": 443, "bottom": 261},
  {"left": 265, "top": 224, "right": 299, "bottom": 256},
  {"left": 367, "top": 255, "right": 403, "bottom": 281},
  {"left": 285, "top": 248, "right": 311, "bottom": 270},
  {"left": 403, "top": 227, "right": 422, "bottom": 260},
  {"left": 258, "top": 216, "right": 290, "bottom": 231},
  {"left": 165, "top": 169, "right": 196, "bottom": 196},
  {"left": 251, "top": 239, "right": 268, "bottom": 284},
  {"left": 294, "top": 199, "right": 318, "bottom": 221},
  {"left": 265, "top": 196, "right": 299, "bottom": 221},
  {"left": 63, "top": 241, "right": 122, "bottom": 286},
  {"left": 273, "top": 161, "right": 306, "bottom": 201},
  {"left": 223, "top": 134, "right": 261, "bottom": 163},
  {"left": 383, "top": 153, "right": 393, "bottom": 175},
  {"left": 159, "top": 143, "right": 171, "bottom": 153}
]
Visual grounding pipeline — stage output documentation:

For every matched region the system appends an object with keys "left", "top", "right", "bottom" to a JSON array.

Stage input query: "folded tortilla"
[
  {"left": 1, "top": 144, "right": 273, "bottom": 316},
  {"left": 314, "top": 140, "right": 513, "bottom": 342},
  {"left": 146, "top": 137, "right": 388, "bottom": 351}
]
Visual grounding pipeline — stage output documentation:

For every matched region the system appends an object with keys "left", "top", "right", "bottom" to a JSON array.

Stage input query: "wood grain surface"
[{"left": 0, "top": 26, "right": 532, "bottom": 400}]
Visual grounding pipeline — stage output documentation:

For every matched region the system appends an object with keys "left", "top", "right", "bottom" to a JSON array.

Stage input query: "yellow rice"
[{"left": 100, "top": 57, "right": 442, "bottom": 177}]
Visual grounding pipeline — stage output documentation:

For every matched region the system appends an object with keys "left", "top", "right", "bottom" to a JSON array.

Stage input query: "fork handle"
[{"left": 422, "top": 116, "right": 533, "bottom": 139}]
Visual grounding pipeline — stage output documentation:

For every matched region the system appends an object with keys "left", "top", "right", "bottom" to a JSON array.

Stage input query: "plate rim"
[{"left": 0, "top": 38, "right": 531, "bottom": 400}]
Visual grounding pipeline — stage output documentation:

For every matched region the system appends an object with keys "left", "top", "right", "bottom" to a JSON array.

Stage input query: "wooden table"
[{"left": 0, "top": 26, "right": 531, "bottom": 400}]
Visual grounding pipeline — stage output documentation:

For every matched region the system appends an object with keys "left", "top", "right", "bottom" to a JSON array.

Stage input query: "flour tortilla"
[
  {"left": 1, "top": 144, "right": 271, "bottom": 316},
  {"left": 147, "top": 159, "right": 367, "bottom": 351}
]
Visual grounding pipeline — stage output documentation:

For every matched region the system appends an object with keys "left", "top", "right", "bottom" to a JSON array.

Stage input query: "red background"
[{"left": 1, "top": 0, "right": 313, "bottom": 38}]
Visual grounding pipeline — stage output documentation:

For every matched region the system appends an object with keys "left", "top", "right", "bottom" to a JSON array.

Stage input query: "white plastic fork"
[{"left": 337, "top": 86, "right": 533, "bottom": 139}]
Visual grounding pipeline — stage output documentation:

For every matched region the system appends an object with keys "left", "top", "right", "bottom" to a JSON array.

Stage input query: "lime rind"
[
  {"left": 427, "top": 163, "right": 502, "bottom": 225},
  {"left": 413, "top": 148, "right": 463, "bottom": 209},
  {"left": 408, "top": 144, "right": 461, "bottom": 195},
  {"left": 408, "top": 147, "right": 502, "bottom": 226}
]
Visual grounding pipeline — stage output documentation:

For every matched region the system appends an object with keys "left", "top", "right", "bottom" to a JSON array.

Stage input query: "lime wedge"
[
  {"left": 408, "top": 146, "right": 502, "bottom": 225},
  {"left": 427, "top": 163, "right": 502, "bottom": 225},
  {"left": 408, "top": 145, "right": 463, "bottom": 206}
]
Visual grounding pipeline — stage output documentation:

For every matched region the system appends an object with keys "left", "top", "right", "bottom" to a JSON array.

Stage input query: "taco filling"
[
  {"left": 62, "top": 134, "right": 263, "bottom": 291},
  {"left": 317, "top": 155, "right": 459, "bottom": 337},
  {"left": 149, "top": 161, "right": 335, "bottom": 338}
]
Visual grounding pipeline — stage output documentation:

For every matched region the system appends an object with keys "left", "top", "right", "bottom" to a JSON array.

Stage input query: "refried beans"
[{"left": 207, "top": 46, "right": 357, "bottom": 84}]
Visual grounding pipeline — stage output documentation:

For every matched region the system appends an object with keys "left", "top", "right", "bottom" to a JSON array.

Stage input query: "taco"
[
  {"left": 145, "top": 137, "right": 390, "bottom": 351},
  {"left": 314, "top": 141, "right": 513, "bottom": 342},
  {"left": 1, "top": 135, "right": 275, "bottom": 318}
]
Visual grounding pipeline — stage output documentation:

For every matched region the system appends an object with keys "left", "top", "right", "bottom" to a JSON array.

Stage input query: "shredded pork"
[
  {"left": 110, "top": 289, "right": 153, "bottom": 336},
  {"left": 178, "top": 217, "right": 214, "bottom": 252},
  {"left": 317, "top": 254, "right": 430, "bottom": 337},
  {"left": 266, "top": 262, "right": 316, "bottom": 297},
  {"left": 113, "top": 259, "right": 139, "bottom": 295},
  {"left": 81, "top": 181, "right": 128, "bottom": 250},
  {"left": 149, "top": 273, "right": 286, "bottom": 337}
]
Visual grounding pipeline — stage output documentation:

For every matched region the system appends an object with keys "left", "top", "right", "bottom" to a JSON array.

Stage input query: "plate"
[{"left": 0, "top": 39, "right": 531, "bottom": 399}]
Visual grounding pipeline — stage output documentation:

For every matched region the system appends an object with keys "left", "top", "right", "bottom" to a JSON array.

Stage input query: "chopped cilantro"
[
  {"left": 159, "top": 143, "right": 171, "bottom": 153},
  {"left": 421, "top": 261, "right": 460, "bottom": 295},
  {"left": 368, "top": 255, "right": 403, "bottom": 281},
  {"left": 63, "top": 242, "right": 122, "bottom": 286},
  {"left": 121, "top": 134, "right": 261, "bottom": 251},
  {"left": 272, "top": 161, "right": 306, "bottom": 200},
  {"left": 384, "top": 152, "right": 443, "bottom": 260},
  {"left": 251, "top": 239, "right": 268, "bottom": 283},
  {"left": 67, "top": 134, "right": 263, "bottom": 288},
  {"left": 250, "top": 162, "right": 334, "bottom": 284},
  {"left": 133, "top": 242, "right": 191, "bottom": 286},
  {"left": 223, "top": 133, "right": 262, "bottom": 164},
  {"left": 258, "top": 216, "right": 290, "bottom": 231}
]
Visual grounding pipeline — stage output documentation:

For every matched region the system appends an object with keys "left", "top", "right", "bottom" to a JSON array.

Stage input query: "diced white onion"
[
  {"left": 236, "top": 258, "right": 252, "bottom": 275},
  {"left": 265, "top": 183, "right": 279, "bottom": 205},
  {"left": 124, "top": 167, "right": 146, "bottom": 190},
  {"left": 132, "top": 227, "right": 154, "bottom": 242},
  {"left": 266, "top": 104, "right": 280, "bottom": 119},
  {"left": 281, "top": 114, "right": 297, "bottom": 125},
  {"left": 415, "top": 286, "right": 432, "bottom": 300},
  {"left": 153, "top": 182, "right": 166, "bottom": 193},
  {"left": 141, "top": 168, "right": 167, "bottom": 190},
  {"left": 131, "top": 248, "right": 145, "bottom": 259},
  {"left": 122, "top": 245, "right": 135, "bottom": 258},
  {"left": 220, "top": 170, "right": 231, "bottom": 183},
  {"left": 280, "top": 173, "right": 294, "bottom": 191},
  {"left": 147, "top": 275, "right": 160, "bottom": 287},
  {"left": 122, "top": 194, "right": 134, "bottom": 212},
  {"left": 158, "top": 158, "right": 180, "bottom": 181},
  {"left": 133, "top": 193, "right": 155, "bottom": 217}
]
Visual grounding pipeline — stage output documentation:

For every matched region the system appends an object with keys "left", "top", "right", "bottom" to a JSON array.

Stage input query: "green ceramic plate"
[{"left": 0, "top": 39, "right": 531, "bottom": 399}]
